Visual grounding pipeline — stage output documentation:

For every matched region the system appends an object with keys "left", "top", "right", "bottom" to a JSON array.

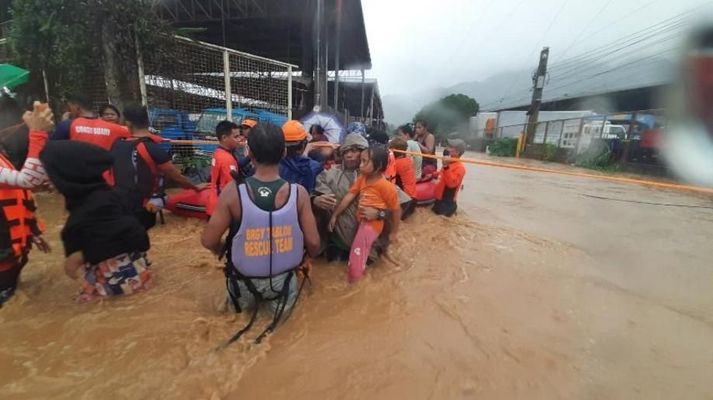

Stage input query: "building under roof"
[
  {"left": 153, "top": 0, "right": 382, "bottom": 122},
  {"left": 489, "top": 57, "right": 675, "bottom": 114}
]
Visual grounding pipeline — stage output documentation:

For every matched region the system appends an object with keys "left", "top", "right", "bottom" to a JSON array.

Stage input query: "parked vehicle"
[{"left": 148, "top": 108, "right": 197, "bottom": 157}]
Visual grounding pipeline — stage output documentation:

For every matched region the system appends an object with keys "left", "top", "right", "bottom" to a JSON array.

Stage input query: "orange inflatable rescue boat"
[
  {"left": 165, "top": 189, "right": 211, "bottom": 220},
  {"left": 414, "top": 178, "right": 436, "bottom": 205},
  {"left": 165, "top": 179, "right": 437, "bottom": 221}
]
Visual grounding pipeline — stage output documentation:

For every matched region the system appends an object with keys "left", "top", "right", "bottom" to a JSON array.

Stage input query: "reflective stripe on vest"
[
  {"left": 230, "top": 183, "right": 304, "bottom": 278},
  {"left": 0, "top": 155, "right": 37, "bottom": 262}
]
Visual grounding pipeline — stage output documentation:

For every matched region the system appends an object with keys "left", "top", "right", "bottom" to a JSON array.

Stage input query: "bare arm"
[
  {"left": 64, "top": 251, "right": 85, "bottom": 279},
  {"left": 158, "top": 162, "right": 205, "bottom": 191},
  {"left": 0, "top": 102, "right": 55, "bottom": 189},
  {"left": 296, "top": 185, "right": 320, "bottom": 257},
  {"left": 332, "top": 192, "right": 356, "bottom": 220},
  {"left": 418, "top": 134, "right": 435, "bottom": 154},
  {"left": 201, "top": 182, "right": 237, "bottom": 255}
]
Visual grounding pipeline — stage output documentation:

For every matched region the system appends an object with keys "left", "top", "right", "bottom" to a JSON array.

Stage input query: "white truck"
[{"left": 577, "top": 121, "right": 627, "bottom": 153}]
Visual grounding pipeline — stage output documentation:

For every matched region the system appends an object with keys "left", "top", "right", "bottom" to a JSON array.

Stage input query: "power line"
[
  {"left": 482, "top": 45, "right": 678, "bottom": 110},
  {"left": 493, "top": 0, "right": 570, "bottom": 111},
  {"left": 549, "top": 0, "right": 699, "bottom": 68},
  {"left": 548, "top": 19, "right": 688, "bottom": 76},
  {"left": 483, "top": 13, "right": 690, "bottom": 110},
  {"left": 549, "top": 0, "right": 665, "bottom": 65},
  {"left": 552, "top": 0, "right": 616, "bottom": 63},
  {"left": 548, "top": 29, "right": 683, "bottom": 82},
  {"left": 534, "top": 47, "right": 679, "bottom": 97},
  {"left": 495, "top": 54, "right": 674, "bottom": 108}
]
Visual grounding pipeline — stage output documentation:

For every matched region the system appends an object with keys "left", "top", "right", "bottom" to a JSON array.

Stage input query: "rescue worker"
[
  {"left": 111, "top": 105, "right": 206, "bottom": 231},
  {"left": 432, "top": 139, "right": 467, "bottom": 217},
  {"left": 51, "top": 93, "right": 129, "bottom": 150},
  {"left": 202, "top": 123, "right": 320, "bottom": 344},
  {"left": 0, "top": 101, "right": 54, "bottom": 306},
  {"left": 279, "top": 120, "right": 323, "bottom": 193},
  {"left": 207, "top": 120, "right": 243, "bottom": 216},
  {"left": 0, "top": 100, "right": 53, "bottom": 190},
  {"left": 236, "top": 119, "right": 257, "bottom": 177},
  {"left": 388, "top": 137, "right": 417, "bottom": 220}
]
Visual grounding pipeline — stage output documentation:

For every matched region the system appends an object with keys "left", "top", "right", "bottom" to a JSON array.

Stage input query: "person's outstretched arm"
[
  {"left": 158, "top": 162, "right": 208, "bottom": 191},
  {"left": 296, "top": 185, "right": 321, "bottom": 257},
  {"left": 202, "top": 181, "right": 238, "bottom": 255},
  {"left": 328, "top": 192, "right": 356, "bottom": 232},
  {"left": 0, "top": 102, "right": 54, "bottom": 189}
]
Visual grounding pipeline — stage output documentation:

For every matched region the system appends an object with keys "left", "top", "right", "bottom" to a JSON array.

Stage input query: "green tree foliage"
[
  {"left": 8, "top": 0, "right": 174, "bottom": 109},
  {"left": 414, "top": 93, "right": 479, "bottom": 141}
]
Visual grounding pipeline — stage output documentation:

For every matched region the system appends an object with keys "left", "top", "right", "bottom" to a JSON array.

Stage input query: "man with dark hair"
[
  {"left": 279, "top": 120, "right": 323, "bottom": 192},
  {"left": 202, "top": 123, "right": 320, "bottom": 340},
  {"left": 239, "top": 118, "right": 258, "bottom": 138},
  {"left": 207, "top": 120, "right": 243, "bottom": 215},
  {"left": 51, "top": 93, "right": 129, "bottom": 150},
  {"left": 235, "top": 119, "right": 257, "bottom": 178},
  {"left": 111, "top": 104, "right": 206, "bottom": 230},
  {"left": 415, "top": 119, "right": 437, "bottom": 175}
]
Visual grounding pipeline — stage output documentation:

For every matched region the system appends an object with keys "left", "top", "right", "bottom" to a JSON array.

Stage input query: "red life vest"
[
  {"left": 0, "top": 154, "right": 42, "bottom": 270},
  {"left": 69, "top": 117, "right": 130, "bottom": 150}
]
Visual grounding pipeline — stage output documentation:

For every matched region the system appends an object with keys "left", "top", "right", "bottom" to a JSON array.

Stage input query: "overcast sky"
[{"left": 362, "top": 0, "right": 713, "bottom": 96}]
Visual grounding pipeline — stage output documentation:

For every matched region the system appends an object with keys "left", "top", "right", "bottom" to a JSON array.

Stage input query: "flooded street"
[{"left": 2, "top": 154, "right": 713, "bottom": 399}]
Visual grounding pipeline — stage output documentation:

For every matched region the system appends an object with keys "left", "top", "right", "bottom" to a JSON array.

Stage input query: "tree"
[
  {"left": 8, "top": 0, "right": 174, "bottom": 111},
  {"left": 414, "top": 93, "right": 479, "bottom": 141}
]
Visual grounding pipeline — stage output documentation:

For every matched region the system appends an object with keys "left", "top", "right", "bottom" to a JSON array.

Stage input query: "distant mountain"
[
  {"left": 382, "top": 56, "right": 676, "bottom": 124},
  {"left": 382, "top": 70, "right": 528, "bottom": 125},
  {"left": 381, "top": 87, "right": 448, "bottom": 125}
]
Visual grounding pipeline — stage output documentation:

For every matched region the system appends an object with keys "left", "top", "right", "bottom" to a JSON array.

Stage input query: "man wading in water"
[
  {"left": 202, "top": 123, "right": 320, "bottom": 344},
  {"left": 312, "top": 133, "right": 393, "bottom": 263}
]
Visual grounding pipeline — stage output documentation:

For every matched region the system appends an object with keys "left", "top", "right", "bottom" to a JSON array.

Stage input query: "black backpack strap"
[{"left": 255, "top": 270, "right": 295, "bottom": 343}]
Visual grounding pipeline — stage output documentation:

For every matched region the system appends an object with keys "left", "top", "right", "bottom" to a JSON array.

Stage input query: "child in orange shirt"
[{"left": 329, "top": 145, "right": 401, "bottom": 282}]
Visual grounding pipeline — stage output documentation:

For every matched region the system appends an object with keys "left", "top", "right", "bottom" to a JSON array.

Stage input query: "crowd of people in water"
[{"left": 0, "top": 93, "right": 466, "bottom": 339}]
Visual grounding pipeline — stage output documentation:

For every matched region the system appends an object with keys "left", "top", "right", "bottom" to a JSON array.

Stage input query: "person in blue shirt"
[{"left": 279, "top": 120, "right": 323, "bottom": 193}]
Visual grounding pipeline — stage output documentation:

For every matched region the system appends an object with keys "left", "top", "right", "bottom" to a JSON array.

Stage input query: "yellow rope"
[
  {"left": 391, "top": 149, "right": 713, "bottom": 195},
  {"left": 159, "top": 138, "right": 713, "bottom": 195}
]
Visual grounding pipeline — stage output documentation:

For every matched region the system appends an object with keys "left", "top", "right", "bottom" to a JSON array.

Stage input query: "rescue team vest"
[
  {"left": 110, "top": 135, "right": 164, "bottom": 209},
  {"left": 0, "top": 155, "right": 39, "bottom": 264},
  {"left": 229, "top": 183, "right": 304, "bottom": 278},
  {"left": 69, "top": 117, "right": 128, "bottom": 150}
]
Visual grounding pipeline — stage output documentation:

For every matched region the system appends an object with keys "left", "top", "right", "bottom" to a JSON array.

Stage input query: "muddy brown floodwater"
[{"left": 2, "top": 152, "right": 713, "bottom": 399}]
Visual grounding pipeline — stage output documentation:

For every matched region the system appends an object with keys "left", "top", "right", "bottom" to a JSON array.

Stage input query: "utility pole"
[
  {"left": 525, "top": 47, "right": 549, "bottom": 144},
  {"left": 333, "top": 0, "right": 342, "bottom": 112},
  {"left": 314, "top": 0, "right": 324, "bottom": 111}
]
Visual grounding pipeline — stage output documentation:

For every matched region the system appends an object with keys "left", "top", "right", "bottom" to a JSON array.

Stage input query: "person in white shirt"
[{"left": 397, "top": 124, "right": 423, "bottom": 179}]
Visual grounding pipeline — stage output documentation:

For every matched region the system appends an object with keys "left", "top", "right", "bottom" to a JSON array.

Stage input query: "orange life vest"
[{"left": 0, "top": 154, "right": 41, "bottom": 268}]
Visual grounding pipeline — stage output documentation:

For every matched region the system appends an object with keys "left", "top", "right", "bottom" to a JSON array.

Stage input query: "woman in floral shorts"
[{"left": 40, "top": 140, "right": 152, "bottom": 302}]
